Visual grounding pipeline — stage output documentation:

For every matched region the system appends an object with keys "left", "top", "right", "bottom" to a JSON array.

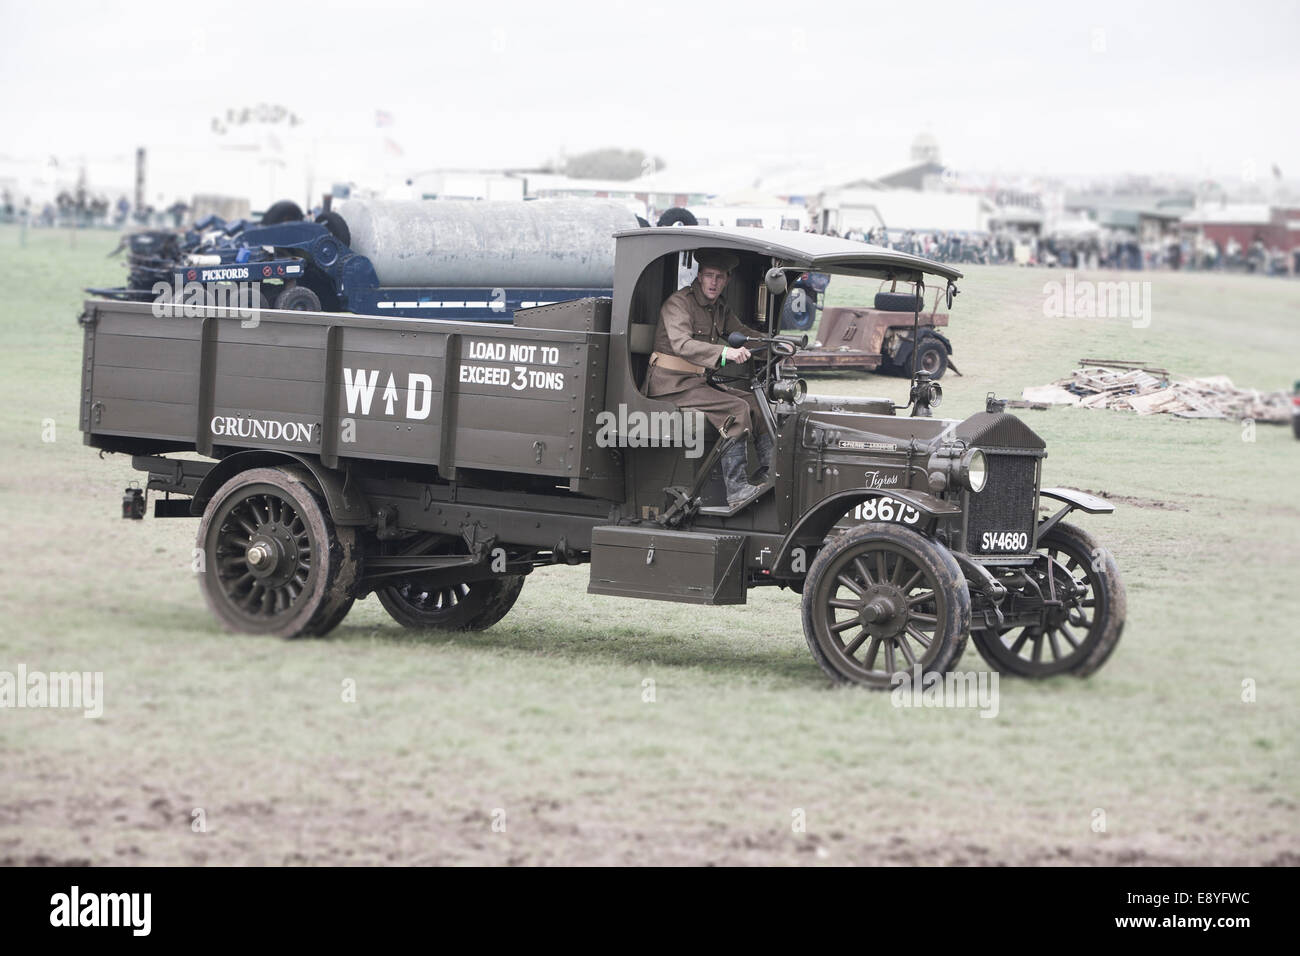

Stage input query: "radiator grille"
[{"left": 966, "top": 453, "right": 1038, "bottom": 555}]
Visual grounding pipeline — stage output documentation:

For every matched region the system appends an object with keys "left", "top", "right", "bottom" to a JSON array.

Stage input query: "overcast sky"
[{"left": 2, "top": 0, "right": 1296, "bottom": 182}]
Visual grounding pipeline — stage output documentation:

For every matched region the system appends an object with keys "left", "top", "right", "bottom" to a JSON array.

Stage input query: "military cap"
[{"left": 694, "top": 248, "right": 739, "bottom": 272}]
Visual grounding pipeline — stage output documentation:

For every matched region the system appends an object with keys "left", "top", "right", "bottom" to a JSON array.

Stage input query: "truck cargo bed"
[{"left": 79, "top": 298, "right": 622, "bottom": 495}]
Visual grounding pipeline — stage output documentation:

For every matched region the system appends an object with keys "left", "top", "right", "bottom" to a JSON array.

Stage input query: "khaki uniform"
[{"left": 646, "top": 280, "right": 763, "bottom": 438}]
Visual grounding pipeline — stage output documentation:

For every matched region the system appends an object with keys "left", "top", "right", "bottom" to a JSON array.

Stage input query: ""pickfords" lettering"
[{"left": 199, "top": 266, "right": 250, "bottom": 281}]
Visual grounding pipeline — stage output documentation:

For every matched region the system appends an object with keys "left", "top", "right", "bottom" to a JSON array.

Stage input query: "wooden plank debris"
[{"left": 1022, "top": 360, "right": 1291, "bottom": 422}]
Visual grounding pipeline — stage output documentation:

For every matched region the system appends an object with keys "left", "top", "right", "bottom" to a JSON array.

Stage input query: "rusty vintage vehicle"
[{"left": 795, "top": 282, "right": 958, "bottom": 379}]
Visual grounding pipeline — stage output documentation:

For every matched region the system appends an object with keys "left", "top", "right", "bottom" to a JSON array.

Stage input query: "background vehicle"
[
  {"left": 793, "top": 281, "right": 958, "bottom": 378},
  {"left": 777, "top": 271, "right": 830, "bottom": 331},
  {"left": 1293, "top": 380, "right": 1300, "bottom": 439},
  {"left": 91, "top": 198, "right": 636, "bottom": 323},
  {"left": 686, "top": 204, "right": 808, "bottom": 232}
]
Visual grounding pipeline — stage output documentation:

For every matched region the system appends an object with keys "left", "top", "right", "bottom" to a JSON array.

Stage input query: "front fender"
[
  {"left": 890, "top": 325, "right": 950, "bottom": 363},
  {"left": 1037, "top": 487, "right": 1113, "bottom": 538},
  {"left": 925, "top": 329, "right": 954, "bottom": 354},
  {"left": 772, "top": 488, "right": 959, "bottom": 576},
  {"left": 1040, "top": 487, "right": 1114, "bottom": 513}
]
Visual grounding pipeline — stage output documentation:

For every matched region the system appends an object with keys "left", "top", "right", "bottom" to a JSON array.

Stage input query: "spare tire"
[
  {"left": 874, "top": 291, "right": 924, "bottom": 312},
  {"left": 261, "top": 200, "right": 304, "bottom": 226},
  {"left": 657, "top": 207, "right": 698, "bottom": 227},
  {"left": 779, "top": 288, "right": 817, "bottom": 330}
]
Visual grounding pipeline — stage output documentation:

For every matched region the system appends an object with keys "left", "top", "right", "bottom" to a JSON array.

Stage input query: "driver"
[{"left": 647, "top": 248, "right": 772, "bottom": 510}]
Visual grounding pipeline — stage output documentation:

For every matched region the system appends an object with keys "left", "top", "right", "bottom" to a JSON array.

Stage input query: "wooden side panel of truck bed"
[{"left": 80, "top": 300, "right": 621, "bottom": 491}]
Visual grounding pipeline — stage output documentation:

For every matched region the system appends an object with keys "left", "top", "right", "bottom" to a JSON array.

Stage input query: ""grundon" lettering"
[{"left": 210, "top": 416, "right": 316, "bottom": 443}]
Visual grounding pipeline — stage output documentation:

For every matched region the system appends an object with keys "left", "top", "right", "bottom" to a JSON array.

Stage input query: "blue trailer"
[{"left": 92, "top": 198, "right": 637, "bottom": 323}]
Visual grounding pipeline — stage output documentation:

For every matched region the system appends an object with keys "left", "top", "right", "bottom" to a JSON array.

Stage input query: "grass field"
[{"left": 1, "top": 224, "right": 1297, "bottom": 866}]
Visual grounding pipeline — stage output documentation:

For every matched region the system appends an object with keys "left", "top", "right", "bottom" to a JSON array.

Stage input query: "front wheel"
[
  {"left": 801, "top": 524, "right": 970, "bottom": 688},
  {"left": 971, "top": 522, "right": 1126, "bottom": 677}
]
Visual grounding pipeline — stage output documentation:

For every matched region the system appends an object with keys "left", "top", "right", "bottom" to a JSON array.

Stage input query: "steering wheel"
[{"left": 705, "top": 330, "right": 805, "bottom": 392}]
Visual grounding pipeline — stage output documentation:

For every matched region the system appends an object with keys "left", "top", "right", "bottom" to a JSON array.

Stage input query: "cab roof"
[{"left": 614, "top": 225, "right": 963, "bottom": 283}]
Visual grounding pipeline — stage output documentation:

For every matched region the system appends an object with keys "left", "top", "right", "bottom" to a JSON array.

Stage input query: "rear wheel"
[
  {"left": 196, "top": 467, "right": 360, "bottom": 638},
  {"left": 914, "top": 337, "right": 948, "bottom": 379},
  {"left": 971, "top": 522, "right": 1125, "bottom": 677},
  {"left": 273, "top": 286, "right": 322, "bottom": 311},
  {"left": 376, "top": 576, "right": 524, "bottom": 631},
  {"left": 802, "top": 523, "right": 970, "bottom": 688}
]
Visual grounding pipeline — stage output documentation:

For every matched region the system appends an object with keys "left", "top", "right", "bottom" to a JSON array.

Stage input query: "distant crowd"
[
  {"left": 812, "top": 225, "right": 1296, "bottom": 275},
  {"left": 815, "top": 227, "right": 1022, "bottom": 266},
  {"left": 1033, "top": 234, "right": 1293, "bottom": 275},
  {"left": 0, "top": 189, "right": 190, "bottom": 230}
]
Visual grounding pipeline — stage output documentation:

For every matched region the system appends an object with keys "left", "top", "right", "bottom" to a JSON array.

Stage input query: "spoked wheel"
[
  {"left": 802, "top": 523, "right": 970, "bottom": 688},
  {"left": 304, "top": 594, "right": 356, "bottom": 637},
  {"left": 376, "top": 578, "right": 524, "bottom": 631},
  {"left": 375, "top": 539, "right": 524, "bottom": 631},
  {"left": 196, "top": 467, "right": 360, "bottom": 638},
  {"left": 972, "top": 522, "right": 1125, "bottom": 677}
]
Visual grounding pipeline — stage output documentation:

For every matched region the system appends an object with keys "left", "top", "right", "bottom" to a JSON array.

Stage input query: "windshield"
[{"left": 764, "top": 265, "right": 956, "bottom": 336}]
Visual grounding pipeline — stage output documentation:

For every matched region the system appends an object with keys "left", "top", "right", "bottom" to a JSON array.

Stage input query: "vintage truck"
[{"left": 80, "top": 225, "right": 1126, "bottom": 688}]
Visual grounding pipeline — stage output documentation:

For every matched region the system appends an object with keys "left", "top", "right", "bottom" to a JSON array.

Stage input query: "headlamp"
[
  {"left": 926, "top": 445, "right": 987, "bottom": 493},
  {"left": 769, "top": 378, "right": 806, "bottom": 404}
]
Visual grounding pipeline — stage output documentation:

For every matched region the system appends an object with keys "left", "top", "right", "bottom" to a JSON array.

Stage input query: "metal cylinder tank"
[{"left": 337, "top": 198, "right": 639, "bottom": 288}]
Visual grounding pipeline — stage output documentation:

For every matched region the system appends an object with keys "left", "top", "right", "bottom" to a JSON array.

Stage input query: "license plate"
[{"left": 979, "top": 530, "right": 1030, "bottom": 552}]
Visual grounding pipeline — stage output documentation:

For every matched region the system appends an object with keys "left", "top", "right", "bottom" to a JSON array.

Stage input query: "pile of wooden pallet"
[{"left": 1021, "top": 359, "right": 1292, "bottom": 422}]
